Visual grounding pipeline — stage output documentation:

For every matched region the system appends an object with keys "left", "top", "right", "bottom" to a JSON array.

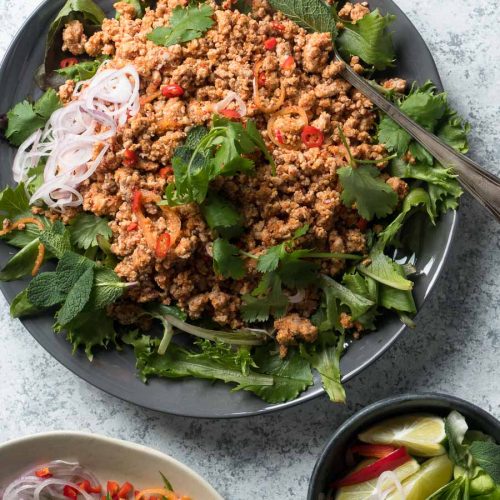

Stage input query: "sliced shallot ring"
[
  {"left": 267, "top": 106, "right": 309, "bottom": 150},
  {"left": 213, "top": 90, "right": 247, "bottom": 117}
]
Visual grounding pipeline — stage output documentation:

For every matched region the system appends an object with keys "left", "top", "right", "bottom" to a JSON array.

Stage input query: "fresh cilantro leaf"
[
  {"left": 257, "top": 245, "right": 285, "bottom": 273},
  {"left": 56, "top": 266, "right": 95, "bottom": 325},
  {"left": 469, "top": 442, "right": 500, "bottom": 483},
  {"left": 59, "top": 309, "right": 117, "bottom": 361},
  {"left": 10, "top": 289, "right": 41, "bottom": 318},
  {"left": 39, "top": 221, "right": 73, "bottom": 259},
  {"left": 56, "top": 57, "right": 108, "bottom": 82},
  {"left": 248, "top": 347, "right": 313, "bottom": 403},
  {"left": 358, "top": 251, "right": 413, "bottom": 291},
  {"left": 241, "top": 273, "right": 288, "bottom": 322},
  {"left": 200, "top": 192, "right": 243, "bottom": 238},
  {"left": 212, "top": 238, "right": 246, "bottom": 279},
  {"left": 342, "top": 272, "right": 378, "bottom": 303},
  {"left": 337, "top": 9, "right": 396, "bottom": 70},
  {"left": 244, "top": 119, "right": 276, "bottom": 172},
  {"left": 69, "top": 212, "right": 112, "bottom": 250},
  {"left": 268, "top": 0, "right": 337, "bottom": 37},
  {"left": 278, "top": 258, "right": 319, "bottom": 288},
  {"left": 147, "top": 4, "right": 214, "bottom": 47},
  {"left": 0, "top": 184, "right": 30, "bottom": 221},
  {"left": 338, "top": 164, "right": 398, "bottom": 220},
  {"left": 320, "top": 275, "right": 374, "bottom": 321},
  {"left": 0, "top": 239, "right": 42, "bottom": 281},
  {"left": 5, "top": 89, "right": 62, "bottom": 146}
]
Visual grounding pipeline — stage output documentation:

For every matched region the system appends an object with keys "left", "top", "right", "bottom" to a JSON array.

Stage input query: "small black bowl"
[{"left": 308, "top": 393, "right": 500, "bottom": 500}]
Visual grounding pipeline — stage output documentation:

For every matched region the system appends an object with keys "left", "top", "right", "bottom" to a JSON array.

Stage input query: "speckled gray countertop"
[{"left": 0, "top": 1, "right": 499, "bottom": 498}]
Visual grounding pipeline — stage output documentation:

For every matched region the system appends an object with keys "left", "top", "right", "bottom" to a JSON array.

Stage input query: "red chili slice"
[
  {"left": 117, "top": 482, "right": 134, "bottom": 499},
  {"left": 161, "top": 84, "right": 184, "bottom": 98},
  {"left": 257, "top": 72, "right": 266, "bottom": 86},
  {"left": 219, "top": 108, "right": 241, "bottom": 119},
  {"left": 124, "top": 149, "right": 138, "bottom": 167},
  {"left": 127, "top": 222, "right": 138, "bottom": 232},
  {"left": 350, "top": 444, "right": 397, "bottom": 459},
  {"left": 60, "top": 57, "right": 78, "bottom": 68},
  {"left": 301, "top": 125, "right": 324, "bottom": 148},
  {"left": 275, "top": 129, "right": 284, "bottom": 144},
  {"left": 281, "top": 55, "right": 295, "bottom": 70},
  {"left": 131, "top": 191, "right": 142, "bottom": 214},
  {"left": 107, "top": 481, "right": 120, "bottom": 496},
  {"left": 159, "top": 166, "right": 173, "bottom": 178},
  {"left": 333, "top": 447, "right": 411, "bottom": 488},
  {"left": 264, "top": 37, "right": 277, "bottom": 50},
  {"left": 272, "top": 22, "right": 285, "bottom": 32},
  {"left": 35, "top": 467, "right": 52, "bottom": 478},
  {"left": 155, "top": 233, "right": 172, "bottom": 259},
  {"left": 63, "top": 485, "right": 78, "bottom": 500}
]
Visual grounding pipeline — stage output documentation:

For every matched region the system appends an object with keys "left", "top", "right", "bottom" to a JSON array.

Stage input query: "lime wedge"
[
  {"left": 358, "top": 414, "right": 446, "bottom": 456},
  {"left": 335, "top": 459, "right": 420, "bottom": 500},
  {"left": 386, "top": 455, "right": 453, "bottom": 500}
]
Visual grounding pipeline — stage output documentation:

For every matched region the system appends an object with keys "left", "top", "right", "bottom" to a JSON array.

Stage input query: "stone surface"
[{"left": 0, "top": 1, "right": 498, "bottom": 498}]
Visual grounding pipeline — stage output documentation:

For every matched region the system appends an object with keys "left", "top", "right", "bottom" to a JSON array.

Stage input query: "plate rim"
[{"left": 0, "top": 0, "right": 458, "bottom": 418}]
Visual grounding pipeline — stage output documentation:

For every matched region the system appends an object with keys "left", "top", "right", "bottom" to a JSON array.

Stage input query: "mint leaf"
[
  {"left": 337, "top": 9, "right": 396, "bottom": 70},
  {"left": 5, "top": 89, "right": 62, "bottom": 146},
  {"left": 39, "top": 221, "right": 72, "bottom": 259},
  {"left": 56, "top": 266, "right": 95, "bottom": 325},
  {"left": 88, "top": 267, "right": 129, "bottom": 309},
  {"left": 470, "top": 442, "right": 500, "bottom": 483},
  {"left": 56, "top": 252, "right": 94, "bottom": 292},
  {"left": 69, "top": 212, "right": 112, "bottom": 250},
  {"left": 147, "top": 4, "right": 214, "bottom": 47},
  {"left": 338, "top": 165, "right": 398, "bottom": 220},
  {"left": 212, "top": 238, "right": 246, "bottom": 279},
  {"left": 248, "top": 347, "right": 313, "bottom": 403},
  {"left": 27, "top": 272, "right": 67, "bottom": 307},
  {"left": 268, "top": 0, "right": 337, "bottom": 37}
]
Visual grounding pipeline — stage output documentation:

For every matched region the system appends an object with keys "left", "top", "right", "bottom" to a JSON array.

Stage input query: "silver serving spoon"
[{"left": 335, "top": 51, "right": 500, "bottom": 222}]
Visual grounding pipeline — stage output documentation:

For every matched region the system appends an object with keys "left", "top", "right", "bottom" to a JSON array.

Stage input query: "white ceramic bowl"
[{"left": 0, "top": 431, "right": 223, "bottom": 500}]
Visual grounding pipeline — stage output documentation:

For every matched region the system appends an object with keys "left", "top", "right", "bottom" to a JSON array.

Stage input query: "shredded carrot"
[
  {"left": 140, "top": 90, "right": 162, "bottom": 106},
  {"left": 134, "top": 488, "right": 180, "bottom": 500},
  {"left": 0, "top": 217, "right": 46, "bottom": 276},
  {"left": 253, "top": 60, "right": 286, "bottom": 114}
]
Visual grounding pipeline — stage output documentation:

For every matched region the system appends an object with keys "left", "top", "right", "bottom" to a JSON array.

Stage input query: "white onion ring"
[
  {"left": 13, "top": 65, "right": 140, "bottom": 210},
  {"left": 288, "top": 289, "right": 306, "bottom": 304},
  {"left": 213, "top": 90, "right": 247, "bottom": 117},
  {"left": 368, "top": 470, "right": 406, "bottom": 499}
]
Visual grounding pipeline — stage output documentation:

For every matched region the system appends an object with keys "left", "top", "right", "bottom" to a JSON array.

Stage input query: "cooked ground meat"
[{"left": 54, "top": 0, "right": 404, "bottom": 352}]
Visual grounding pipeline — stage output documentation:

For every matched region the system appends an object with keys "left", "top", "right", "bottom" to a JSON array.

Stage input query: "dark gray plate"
[
  {"left": 308, "top": 393, "right": 500, "bottom": 499},
  {"left": 0, "top": 0, "right": 457, "bottom": 418}
]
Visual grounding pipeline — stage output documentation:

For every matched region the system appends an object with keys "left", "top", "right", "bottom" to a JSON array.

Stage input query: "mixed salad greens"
[
  {"left": 331, "top": 411, "right": 500, "bottom": 500},
  {"left": 0, "top": 0, "right": 469, "bottom": 404}
]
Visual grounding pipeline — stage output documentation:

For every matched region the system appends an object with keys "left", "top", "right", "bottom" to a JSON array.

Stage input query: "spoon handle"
[{"left": 338, "top": 60, "right": 500, "bottom": 222}]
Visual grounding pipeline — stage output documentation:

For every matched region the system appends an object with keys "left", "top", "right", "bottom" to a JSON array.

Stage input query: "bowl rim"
[
  {"left": 0, "top": 0, "right": 458, "bottom": 418},
  {"left": 0, "top": 430, "right": 223, "bottom": 499},
  {"left": 307, "top": 392, "right": 500, "bottom": 499}
]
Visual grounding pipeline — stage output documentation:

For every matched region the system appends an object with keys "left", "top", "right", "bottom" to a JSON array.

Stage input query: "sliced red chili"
[
  {"left": 219, "top": 108, "right": 241, "bottom": 119},
  {"left": 281, "top": 55, "right": 295, "bottom": 70},
  {"left": 77, "top": 480, "right": 91, "bottom": 493},
  {"left": 333, "top": 447, "right": 411, "bottom": 488},
  {"left": 127, "top": 222, "right": 138, "bottom": 232},
  {"left": 63, "top": 485, "right": 78, "bottom": 500},
  {"left": 264, "top": 37, "right": 277, "bottom": 50},
  {"left": 155, "top": 233, "right": 172, "bottom": 259},
  {"left": 124, "top": 149, "right": 138, "bottom": 167},
  {"left": 350, "top": 444, "right": 396, "bottom": 459},
  {"left": 89, "top": 485, "right": 102, "bottom": 494},
  {"left": 272, "top": 22, "right": 285, "bottom": 32},
  {"left": 257, "top": 72, "right": 266, "bottom": 86},
  {"left": 107, "top": 481, "right": 120, "bottom": 496},
  {"left": 159, "top": 166, "right": 173, "bottom": 178},
  {"left": 301, "top": 125, "right": 324, "bottom": 148},
  {"left": 60, "top": 57, "right": 78, "bottom": 68},
  {"left": 356, "top": 218, "right": 368, "bottom": 231},
  {"left": 131, "top": 191, "right": 142, "bottom": 214},
  {"left": 35, "top": 467, "right": 52, "bottom": 478},
  {"left": 275, "top": 129, "right": 284, "bottom": 144},
  {"left": 117, "top": 482, "right": 134, "bottom": 499},
  {"left": 161, "top": 84, "right": 184, "bottom": 98}
]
